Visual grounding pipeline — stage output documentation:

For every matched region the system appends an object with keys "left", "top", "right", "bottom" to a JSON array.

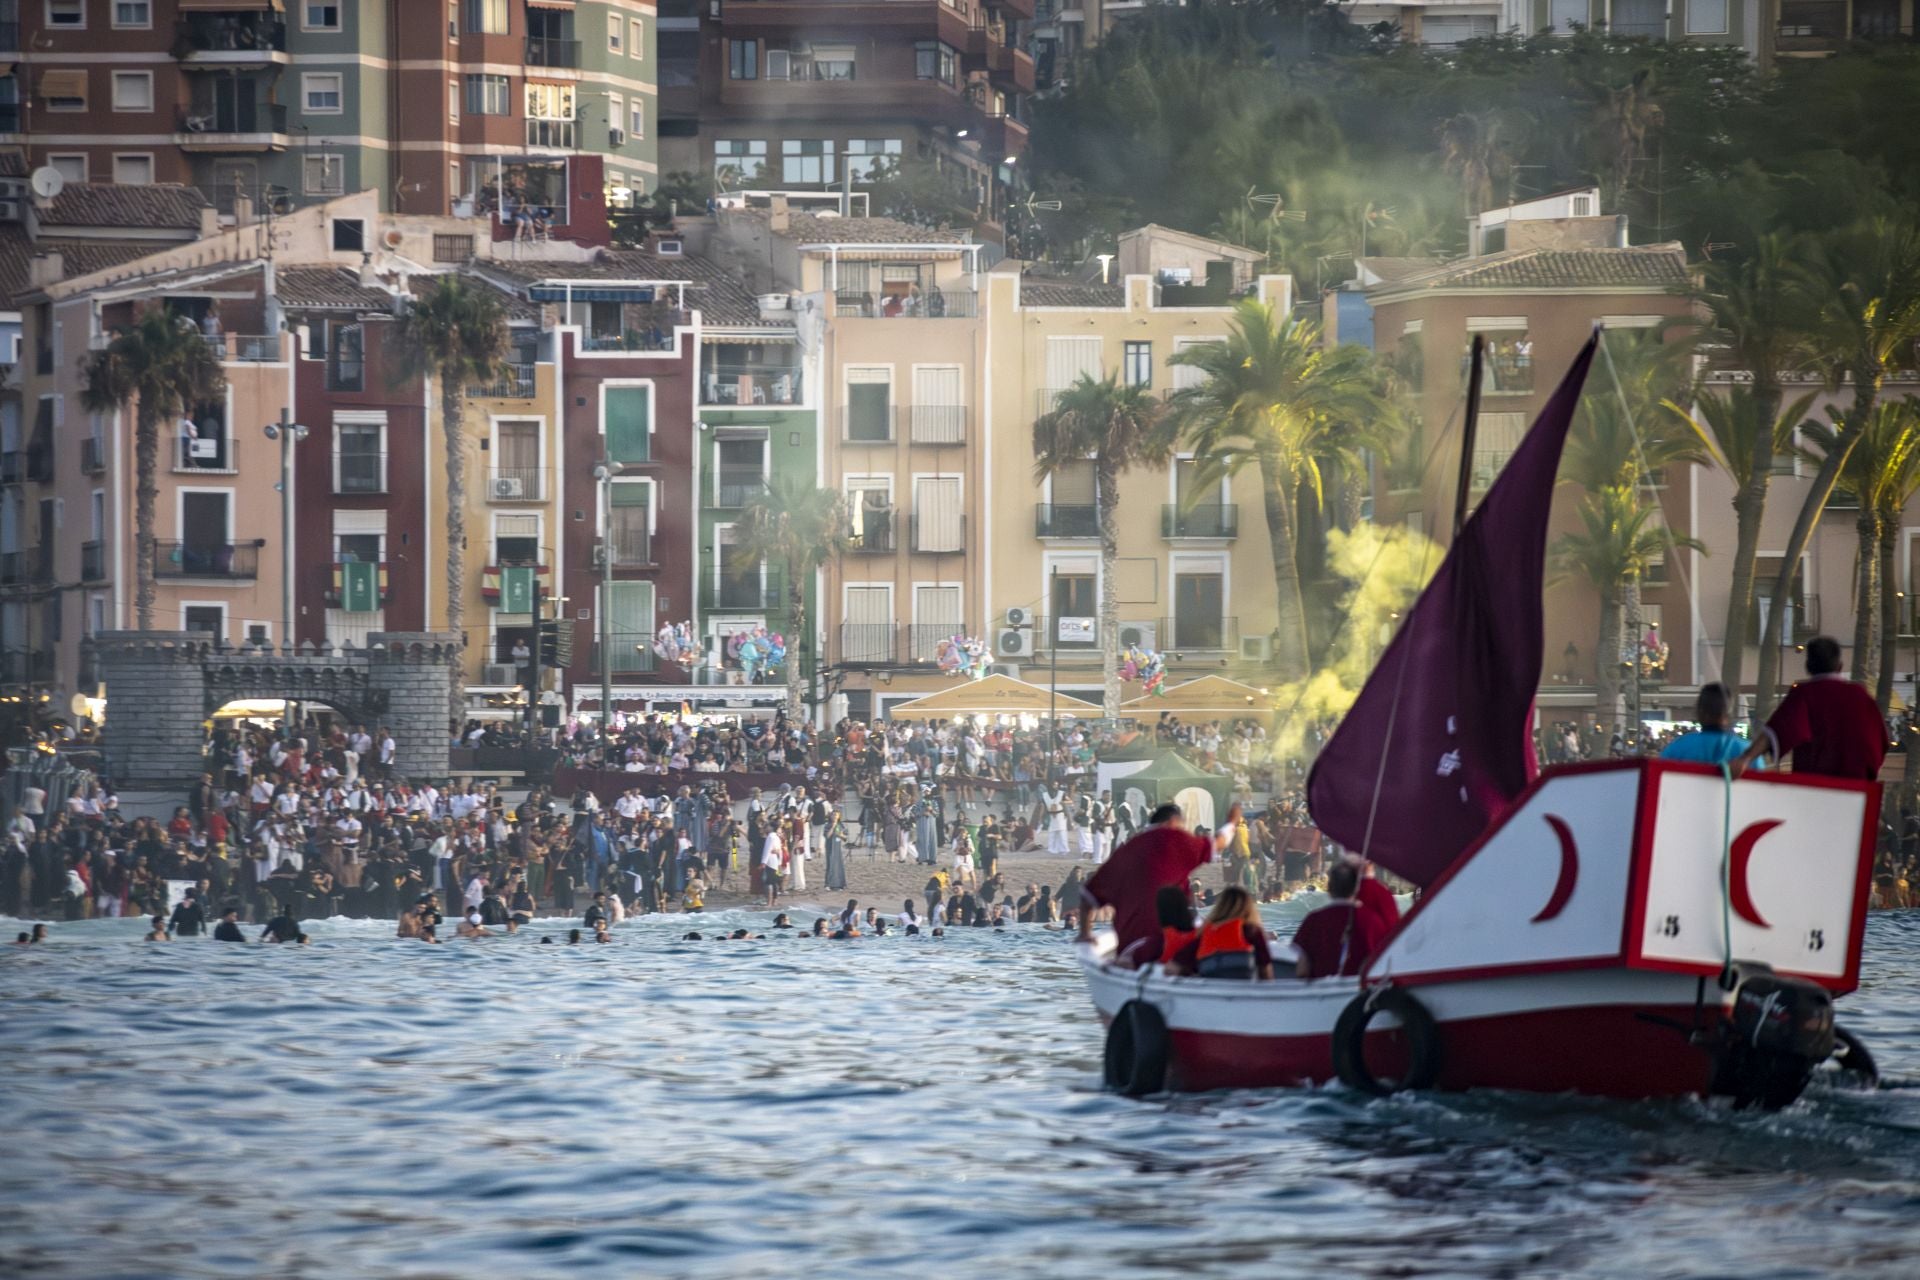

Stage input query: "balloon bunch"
[
  {"left": 728, "top": 626, "right": 788, "bottom": 681},
  {"left": 1117, "top": 645, "right": 1167, "bottom": 696},
  {"left": 936, "top": 634, "right": 993, "bottom": 681},
  {"left": 654, "top": 620, "right": 698, "bottom": 668}
]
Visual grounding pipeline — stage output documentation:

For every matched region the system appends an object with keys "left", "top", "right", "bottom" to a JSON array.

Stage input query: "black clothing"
[
  {"left": 169, "top": 899, "right": 207, "bottom": 937},
  {"left": 213, "top": 920, "right": 246, "bottom": 942},
  {"left": 261, "top": 913, "right": 300, "bottom": 943}
]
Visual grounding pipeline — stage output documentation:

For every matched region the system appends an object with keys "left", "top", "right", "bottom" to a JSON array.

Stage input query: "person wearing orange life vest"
[
  {"left": 1170, "top": 886, "right": 1275, "bottom": 981},
  {"left": 1116, "top": 886, "right": 1198, "bottom": 970}
]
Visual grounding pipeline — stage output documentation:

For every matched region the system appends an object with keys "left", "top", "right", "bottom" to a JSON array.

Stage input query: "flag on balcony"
[
  {"left": 334, "top": 560, "right": 384, "bottom": 613},
  {"left": 499, "top": 565, "right": 535, "bottom": 615},
  {"left": 482, "top": 564, "right": 551, "bottom": 604}
]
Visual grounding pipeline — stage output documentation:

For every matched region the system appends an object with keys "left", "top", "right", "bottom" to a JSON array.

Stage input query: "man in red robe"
[
  {"left": 1078, "top": 801, "right": 1241, "bottom": 957},
  {"left": 1734, "top": 636, "right": 1887, "bottom": 782}
]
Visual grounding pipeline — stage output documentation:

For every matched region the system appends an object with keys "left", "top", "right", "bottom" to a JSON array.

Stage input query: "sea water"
[{"left": 3, "top": 907, "right": 1919, "bottom": 1278}]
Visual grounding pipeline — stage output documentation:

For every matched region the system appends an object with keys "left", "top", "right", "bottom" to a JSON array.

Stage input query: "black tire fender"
[
  {"left": 1104, "top": 999, "right": 1171, "bottom": 1097},
  {"left": 1831, "top": 1024, "right": 1879, "bottom": 1089},
  {"left": 1333, "top": 986, "right": 1442, "bottom": 1096}
]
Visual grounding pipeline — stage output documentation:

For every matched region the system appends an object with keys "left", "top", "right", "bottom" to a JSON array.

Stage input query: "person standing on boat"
[
  {"left": 1733, "top": 636, "right": 1887, "bottom": 781},
  {"left": 1660, "top": 683, "right": 1753, "bottom": 768},
  {"left": 1076, "top": 801, "right": 1241, "bottom": 956},
  {"left": 1291, "top": 861, "right": 1385, "bottom": 979}
]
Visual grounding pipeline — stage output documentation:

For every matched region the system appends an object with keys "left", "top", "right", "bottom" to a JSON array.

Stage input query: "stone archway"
[{"left": 89, "top": 631, "right": 460, "bottom": 788}]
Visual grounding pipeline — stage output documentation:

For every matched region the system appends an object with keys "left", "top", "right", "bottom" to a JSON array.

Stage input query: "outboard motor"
[{"left": 1712, "top": 966, "right": 1836, "bottom": 1109}]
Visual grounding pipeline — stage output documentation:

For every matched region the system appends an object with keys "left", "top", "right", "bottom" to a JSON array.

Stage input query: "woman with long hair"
[{"left": 1172, "top": 885, "right": 1275, "bottom": 981}]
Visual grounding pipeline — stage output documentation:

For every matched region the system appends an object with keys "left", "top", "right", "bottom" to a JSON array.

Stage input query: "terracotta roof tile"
[
  {"left": 479, "top": 251, "right": 788, "bottom": 329},
  {"left": 733, "top": 208, "right": 972, "bottom": 246},
  {"left": 1377, "top": 245, "right": 1689, "bottom": 293},
  {"left": 0, "top": 225, "right": 160, "bottom": 305},
  {"left": 42, "top": 183, "right": 208, "bottom": 231},
  {"left": 1020, "top": 278, "right": 1125, "bottom": 308},
  {"left": 276, "top": 266, "right": 397, "bottom": 311}
]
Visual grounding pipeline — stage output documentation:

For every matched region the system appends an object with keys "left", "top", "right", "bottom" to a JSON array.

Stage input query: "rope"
[{"left": 1719, "top": 761, "right": 1737, "bottom": 988}]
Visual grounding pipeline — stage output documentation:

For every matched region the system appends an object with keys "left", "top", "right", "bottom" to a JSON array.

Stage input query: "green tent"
[{"left": 1117, "top": 752, "right": 1235, "bottom": 828}]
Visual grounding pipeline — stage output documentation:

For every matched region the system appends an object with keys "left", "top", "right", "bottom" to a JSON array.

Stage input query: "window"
[
  {"left": 628, "top": 99, "right": 645, "bottom": 139},
  {"left": 608, "top": 13, "right": 621, "bottom": 50},
  {"left": 303, "top": 73, "right": 343, "bottom": 114},
  {"left": 844, "top": 138, "right": 901, "bottom": 181},
  {"left": 525, "top": 82, "right": 573, "bottom": 120},
  {"left": 781, "top": 139, "right": 834, "bottom": 184},
  {"left": 184, "top": 606, "right": 225, "bottom": 636},
  {"left": 433, "top": 233, "right": 473, "bottom": 263},
  {"left": 465, "top": 0, "right": 506, "bottom": 33},
  {"left": 604, "top": 386, "right": 651, "bottom": 463},
  {"left": 1686, "top": 0, "right": 1728, "bottom": 32},
  {"left": 1050, "top": 571, "right": 1097, "bottom": 647},
  {"left": 1468, "top": 322, "right": 1533, "bottom": 393},
  {"left": 448, "top": 79, "right": 459, "bottom": 124},
  {"left": 46, "top": 1, "right": 83, "bottom": 28},
  {"left": 599, "top": 582, "right": 654, "bottom": 671},
  {"left": 304, "top": 2, "right": 341, "bottom": 30},
  {"left": 914, "top": 41, "right": 957, "bottom": 85},
  {"left": 845, "top": 368, "right": 892, "bottom": 442},
  {"left": 606, "top": 483, "right": 651, "bottom": 567},
  {"left": 111, "top": 154, "right": 153, "bottom": 186},
  {"left": 493, "top": 514, "right": 540, "bottom": 564},
  {"left": 1471, "top": 411, "right": 1526, "bottom": 488},
  {"left": 1124, "top": 341, "right": 1152, "bottom": 389},
  {"left": 1571, "top": 193, "right": 1596, "bottom": 217},
  {"left": 113, "top": 1, "right": 151, "bottom": 29},
  {"left": 714, "top": 138, "right": 766, "bottom": 184},
  {"left": 630, "top": 19, "right": 644, "bottom": 57},
  {"left": 843, "top": 584, "right": 893, "bottom": 661},
  {"left": 464, "top": 73, "right": 509, "bottom": 115},
  {"left": 48, "top": 154, "right": 85, "bottom": 182},
  {"left": 328, "top": 323, "right": 365, "bottom": 391},
  {"left": 1420, "top": 13, "right": 1496, "bottom": 44},
  {"left": 40, "top": 69, "right": 86, "bottom": 112},
  {"left": 332, "top": 217, "right": 364, "bottom": 252},
  {"left": 334, "top": 421, "right": 385, "bottom": 495},
  {"left": 811, "top": 44, "right": 856, "bottom": 80},
  {"left": 303, "top": 153, "right": 344, "bottom": 196},
  {"left": 729, "top": 39, "right": 756, "bottom": 80},
  {"left": 111, "top": 71, "right": 151, "bottom": 112},
  {"left": 1548, "top": 0, "right": 1586, "bottom": 29},
  {"left": 607, "top": 93, "right": 623, "bottom": 140},
  {"left": 1172, "top": 570, "right": 1226, "bottom": 649}
]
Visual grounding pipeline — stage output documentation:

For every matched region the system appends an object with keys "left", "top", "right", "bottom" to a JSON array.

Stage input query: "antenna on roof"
[
  {"left": 1022, "top": 192, "right": 1062, "bottom": 216},
  {"left": 1246, "top": 186, "right": 1305, "bottom": 222}
]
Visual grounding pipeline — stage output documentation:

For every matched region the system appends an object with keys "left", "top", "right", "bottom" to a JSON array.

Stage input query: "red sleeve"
[
  {"left": 1171, "top": 935, "right": 1200, "bottom": 970},
  {"left": 1765, "top": 684, "right": 1814, "bottom": 758},
  {"left": 1081, "top": 859, "right": 1115, "bottom": 909},
  {"left": 1247, "top": 924, "right": 1273, "bottom": 971}
]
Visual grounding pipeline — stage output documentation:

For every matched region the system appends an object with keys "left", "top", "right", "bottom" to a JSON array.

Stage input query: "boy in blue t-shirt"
[{"left": 1659, "top": 682, "right": 1758, "bottom": 768}]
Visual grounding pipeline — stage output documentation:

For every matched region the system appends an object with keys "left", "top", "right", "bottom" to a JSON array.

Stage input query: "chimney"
[
  {"left": 200, "top": 206, "right": 220, "bottom": 237},
  {"left": 232, "top": 194, "right": 255, "bottom": 229},
  {"left": 358, "top": 251, "right": 378, "bottom": 288},
  {"left": 28, "top": 252, "right": 63, "bottom": 287},
  {"left": 769, "top": 193, "right": 789, "bottom": 235},
  {"left": 1613, "top": 214, "right": 1630, "bottom": 248}
]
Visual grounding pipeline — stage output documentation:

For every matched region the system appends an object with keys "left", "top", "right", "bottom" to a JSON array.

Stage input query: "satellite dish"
[{"left": 29, "top": 166, "right": 64, "bottom": 201}]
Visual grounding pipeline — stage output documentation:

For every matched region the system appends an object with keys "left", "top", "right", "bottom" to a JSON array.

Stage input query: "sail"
[{"left": 1306, "top": 333, "right": 1599, "bottom": 887}]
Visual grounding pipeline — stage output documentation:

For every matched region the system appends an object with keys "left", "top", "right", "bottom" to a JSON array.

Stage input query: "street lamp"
[
  {"left": 263, "top": 411, "right": 309, "bottom": 649},
  {"left": 592, "top": 460, "right": 626, "bottom": 725}
]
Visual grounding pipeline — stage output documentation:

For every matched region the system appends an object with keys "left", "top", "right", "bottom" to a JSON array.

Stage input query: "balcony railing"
[
  {"left": 179, "top": 101, "right": 287, "bottom": 137},
  {"left": 833, "top": 289, "right": 977, "bottom": 319},
  {"left": 582, "top": 326, "right": 679, "bottom": 353},
  {"left": 79, "top": 437, "right": 105, "bottom": 474},
  {"left": 154, "top": 540, "right": 260, "bottom": 580},
  {"left": 910, "top": 405, "right": 968, "bottom": 445},
  {"left": 847, "top": 511, "right": 895, "bottom": 554},
  {"left": 702, "top": 367, "right": 804, "bottom": 406},
  {"left": 526, "top": 117, "right": 576, "bottom": 148},
  {"left": 1022, "top": 615, "right": 1242, "bottom": 654},
  {"left": 700, "top": 573, "right": 786, "bottom": 613},
  {"left": 469, "top": 363, "right": 537, "bottom": 399},
  {"left": 80, "top": 541, "right": 105, "bottom": 582},
  {"left": 179, "top": 13, "right": 287, "bottom": 55},
  {"left": 1161, "top": 504, "right": 1239, "bottom": 539},
  {"left": 525, "top": 36, "right": 581, "bottom": 67},
  {"left": 600, "top": 528, "right": 653, "bottom": 567},
  {"left": 327, "top": 357, "right": 364, "bottom": 392},
  {"left": 834, "top": 623, "right": 981, "bottom": 667},
  {"left": 0, "top": 452, "right": 20, "bottom": 485},
  {"left": 710, "top": 470, "right": 766, "bottom": 509},
  {"left": 909, "top": 515, "right": 966, "bottom": 554},
  {"left": 841, "top": 405, "right": 896, "bottom": 444},
  {"left": 215, "top": 334, "right": 281, "bottom": 362},
  {"left": 488, "top": 467, "right": 547, "bottom": 502},
  {"left": 24, "top": 441, "right": 52, "bottom": 484},
  {"left": 175, "top": 436, "right": 237, "bottom": 475},
  {"left": 1035, "top": 503, "right": 1098, "bottom": 538},
  {"left": 336, "top": 450, "right": 385, "bottom": 495},
  {"left": 593, "top": 633, "right": 660, "bottom": 675}
]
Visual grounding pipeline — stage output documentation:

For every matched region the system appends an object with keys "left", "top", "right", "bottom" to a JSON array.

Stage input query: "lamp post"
[
  {"left": 592, "top": 460, "right": 625, "bottom": 725},
  {"left": 263, "top": 410, "right": 308, "bottom": 649}
]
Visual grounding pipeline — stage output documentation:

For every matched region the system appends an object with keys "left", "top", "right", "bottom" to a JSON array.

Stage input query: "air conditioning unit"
[
  {"left": 996, "top": 628, "right": 1033, "bottom": 659},
  {"left": 1239, "top": 635, "right": 1273, "bottom": 662},
  {"left": 988, "top": 662, "right": 1020, "bottom": 679},
  {"left": 766, "top": 49, "right": 791, "bottom": 79},
  {"left": 1118, "top": 621, "right": 1156, "bottom": 651},
  {"left": 492, "top": 475, "right": 525, "bottom": 499},
  {"left": 482, "top": 663, "right": 517, "bottom": 685},
  {"left": 0, "top": 201, "right": 20, "bottom": 222},
  {"left": 609, "top": 127, "right": 626, "bottom": 146},
  {"left": 656, "top": 238, "right": 684, "bottom": 256},
  {"left": 1004, "top": 605, "right": 1031, "bottom": 628}
]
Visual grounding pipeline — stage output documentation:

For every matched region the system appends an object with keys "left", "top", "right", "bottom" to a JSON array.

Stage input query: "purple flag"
[{"left": 1306, "top": 333, "right": 1598, "bottom": 887}]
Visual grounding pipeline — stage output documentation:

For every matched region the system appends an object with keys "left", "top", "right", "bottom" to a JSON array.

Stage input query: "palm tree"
[
  {"left": 1871, "top": 401, "right": 1920, "bottom": 713},
  {"left": 1167, "top": 300, "right": 1381, "bottom": 680},
  {"left": 390, "top": 275, "right": 510, "bottom": 718},
  {"left": 1688, "top": 234, "right": 1812, "bottom": 693},
  {"left": 1034, "top": 373, "right": 1177, "bottom": 717},
  {"left": 1437, "top": 111, "right": 1506, "bottom": 220},
  {"left": 1591, "top": 69, "right": 1663, "bottom": 214},
  {"left": 730, "top": 477, "right": 847, "bottom": 724},
  {"left": 1753, "top": 219, "right": 1920, "bottom": 718},
  {"left": 1562, "top": 328, "right": 1701, "bottom": 494},
  {"left": 79, "top": 308, "right": 226, "bottom": 631},
  {"left": 1552, "top": 485, "right": 1701, "bottom": 734}
]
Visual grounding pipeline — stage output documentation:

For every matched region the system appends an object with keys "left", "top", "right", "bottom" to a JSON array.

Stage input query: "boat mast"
[{"left": 1452, "top": 334, "right": 1487, "bottom": 539}]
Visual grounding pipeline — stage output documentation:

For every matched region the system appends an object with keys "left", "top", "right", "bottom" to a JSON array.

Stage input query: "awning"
[
  {"left": 527, "top": 0, "right": 576, "bottom": 7},
  {"left": 1116, "top": 675, "right": 1272, "bottom": 720},
  {"left": 38, "top": 69, "right": 87, "bottom": 99},
  {"left": 886, "top": 674, "right": 1101, "bottom": 720},
  {"left": 178, "top": 0, "right": 285, "bottom": 11},
  {"left": 528, "top": 285, "right": 657, "bottom": 303}
]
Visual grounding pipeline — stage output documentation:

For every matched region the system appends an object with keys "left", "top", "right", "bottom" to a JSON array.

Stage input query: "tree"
[
  {"left": 1562, "top": 327, "right": 1701, "bottom": 493},
  {"left": 1437, "top": 111, "right": 1508, "bottom": 218},
  {"left": 730, "top": 477, "right": 848, "bottom": 724},
  {"left": 859, "top": 156, "right": 981, "bottom": 229},
  {"left": 1033, "top": 373, "right": 1177, "bottom": 717},
  {"left": 1753, "top": 219, "right": 1920, "bottom": 718},
  {"left": 1686, "top": 235, "right": 1813, "bottom": 693},
  {"left": 1872, "top": 402, "right": 1920, "bottom": 714},
  {"left": 391, "top": 275, "right": 511, "bottom": 719},
  {"left": 1552, "top": 485, "right": 1700, "bottom": 736},
  {"left": 1167, "top": 300, "right": 1382, "bottom": 680},
  {"left": 80, "top": 308, "right": 226, "bottom": 631}
]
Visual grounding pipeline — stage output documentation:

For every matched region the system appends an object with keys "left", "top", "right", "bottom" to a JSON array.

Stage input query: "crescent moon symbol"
[
  {"left": 1729, "top": 819, "right": 1782, "bottom": 929},
  {"left": 1533, "top": 814, "right": 1579, "bottom": 923}
]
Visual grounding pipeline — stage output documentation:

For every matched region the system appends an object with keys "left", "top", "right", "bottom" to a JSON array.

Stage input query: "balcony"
[
  {"left": 153, "top": 540, "right": 261, "bottom": 581},
  {"left": 0, "top": 452, "right": 19, "bottom": 485},
  {"left": 1777, "top": 0, "right": 1848, "bottom": 46},
  {"left": 336, "top": 450, "right": 386, "bottom": 496},
  {"left": 710, "top": 470, "right": 766, "bottom": 509},
  {"left": 988, "top": 43, "right": 1037, "bottom": 94},
  {"left": 593, "top": 634, "right": 660, "bottom": 675},
  {"left": 526, "top": 117, "right": 576, "bottom": 149},
  {"left": 599, "top": 528, "right": 654, "bottom": 568},
  {"left": 24, "top": 441, "right": 52, "bottom": 484},
  {"left": 841, "top": 405, "right": 896, "bottom": 444},
  {"left": 581, "top": 323, "right": 682, "bottom": 353},
  {"left": 212, "top": 333, "right": 281, "bottom": 362},
  {"left": 1035, "top": 503, "right": 1098, "bottom": 539},
  {"left": 1024, "top": 615, "right": 1241, "bottom": 654},
  {"left": 1162, "top": 504, "right": 1239, "bottom": 540},
  {"left": 178, "top": 13, "right": 289, "bottom": 66},
  {"left": 909, "top": 405, "right": 967, "bottom": 445},
  {"left": 701, "top": 572, "right": 786, "bottom": 613},
  {"left": 174, "top": 436, "right": 237, "bottom": 476},
  {"left": 469, "top": 363, "right": 537, "bottom": 399},
  {"left": 909, "top": 514, "right": 965, "bottom": 554},
  {"left": 327, "top": 355, "right": 364, "bottom": 392},
  {"left": 0, "top": 546, "right": 50, "bottom": 588},
  {"left": 834, "top": 623, "right": 974, "bottom": 667},
  {"left": 702, "top": 366, "right": 804, "bottom": 406},
  {"left": 178, "top": 101, "right": 288, "bottom": 149},
  {"left": 80, "top": 541, "right": 105, "bottom": 583},
  {"left": 80, "top": 437, "right": 105, "bottom": 474},
  {"left": 525, "top": 35, "right": 581, "bottom": 67},
  {"left": 487, "top": 467, "right": 547, "bottom": 503},
  {"left": 847, "top": 510, "right": 895, "bottom": 553},
  {"left": 833, "top": 288, "right": 977, "bottom": 318}
]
